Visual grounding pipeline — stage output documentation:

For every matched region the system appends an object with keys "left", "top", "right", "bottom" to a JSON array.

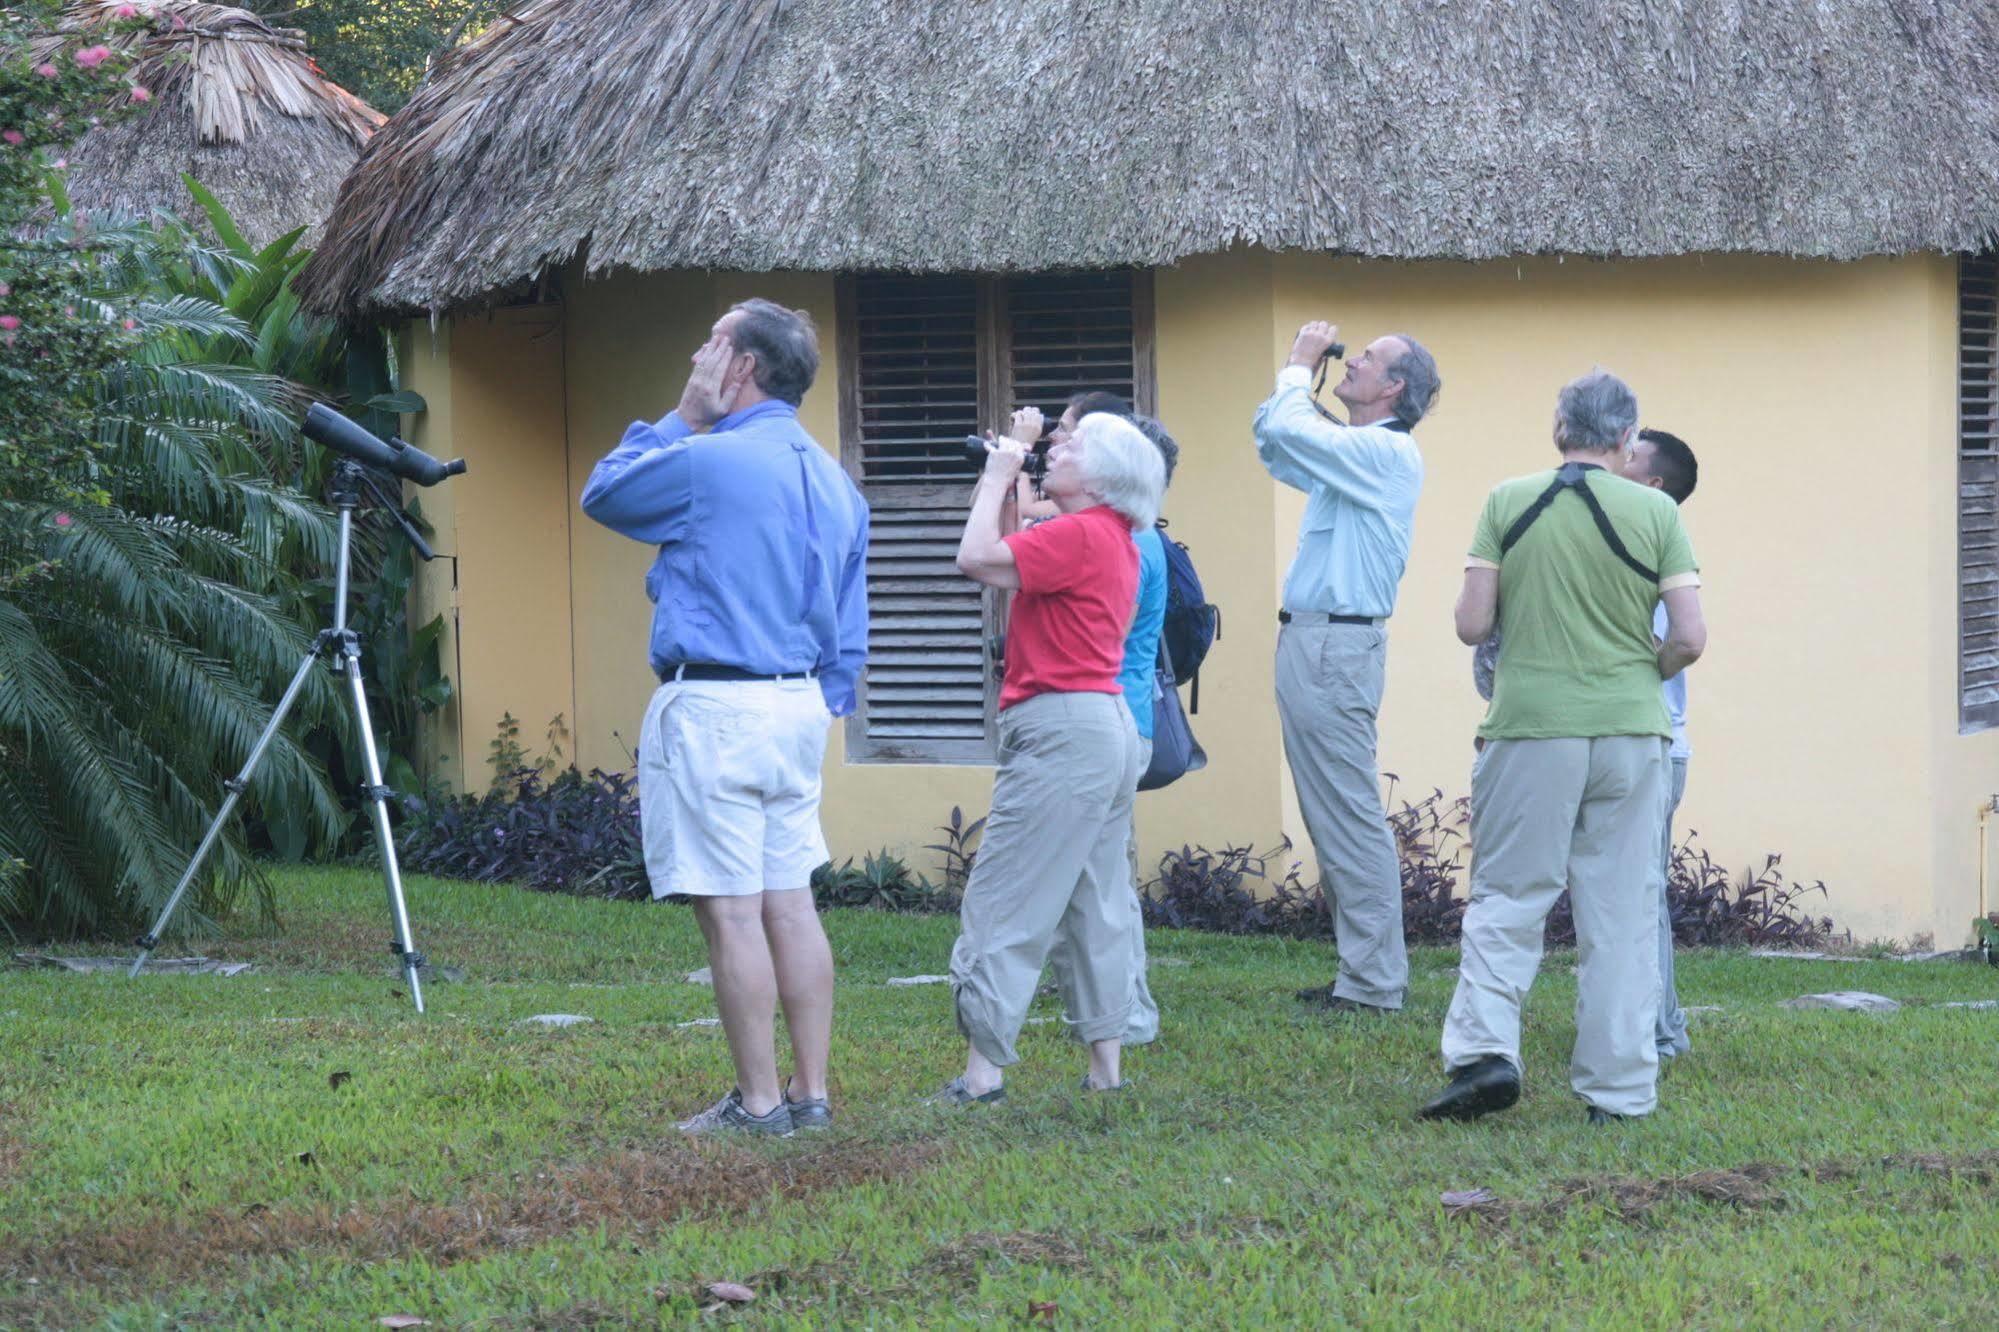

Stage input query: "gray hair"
[
  {"left": 1075, "top": 411, "right": 1165, "bottom": 531},
  {"left": 1385, "top": 334, "right": 1441, "bottom": 428},
  {"left": 1554, "top": 369, "right": 1638, "bottom": 452},
  {"left": 1129, "top": 412, "right": 1179, "bottom": 486},
  {"left": 729, "top": 298, "right": 820, "bottom": 406}
]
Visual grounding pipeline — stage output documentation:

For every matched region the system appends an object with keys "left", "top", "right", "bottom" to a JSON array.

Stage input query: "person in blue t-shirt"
[{"left": 1020, "top": 391, "right": 1178, "bottom": 1048}]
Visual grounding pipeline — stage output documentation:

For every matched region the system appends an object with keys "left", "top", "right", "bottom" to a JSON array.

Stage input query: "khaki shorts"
[{"left": 636, "top": 678, "right": 832, "bottom": 898}]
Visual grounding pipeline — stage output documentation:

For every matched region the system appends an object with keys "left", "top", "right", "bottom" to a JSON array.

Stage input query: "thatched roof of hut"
[
  {"left": 299, "top": 0, "right": 1999, "bottom": 320},
  {"left": 40, "top": 1, "right": 383, "bottom": 248}
]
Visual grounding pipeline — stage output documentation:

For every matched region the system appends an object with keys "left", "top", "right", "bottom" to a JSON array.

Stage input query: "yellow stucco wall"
[
  {"left": 1261, "top": 251, "right": 1999, "bottom": 946},
  {"left": 415, "top": 250, "right": 1996, "bottom": 945}
]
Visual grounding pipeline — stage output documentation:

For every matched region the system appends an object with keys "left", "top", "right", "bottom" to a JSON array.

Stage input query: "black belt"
[
  {"left": 658, "top": 662, "right": 817, "bottom": 683},
  {"left": 1278, "top": 610, "right": 1378, "bottom": 626}
]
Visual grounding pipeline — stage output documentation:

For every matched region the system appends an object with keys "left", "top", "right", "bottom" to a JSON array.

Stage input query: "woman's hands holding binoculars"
[{"left": 978, "top": 407, "right": 1045, "bottom": 482}]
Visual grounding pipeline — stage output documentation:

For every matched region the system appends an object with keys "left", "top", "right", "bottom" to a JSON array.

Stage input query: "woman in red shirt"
[{"left": 929, "top": 408, "right": 1165, "bottom": 1105}]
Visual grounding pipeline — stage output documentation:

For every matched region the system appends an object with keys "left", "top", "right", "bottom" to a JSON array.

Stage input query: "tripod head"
[{"left": 328, "top": 459, "right": 436, "bottom": 562}]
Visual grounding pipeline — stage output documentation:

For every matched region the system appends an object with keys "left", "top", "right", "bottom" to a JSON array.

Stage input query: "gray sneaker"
[
  {"left": 924, "top": 1076, "right": 1006, "bottom": 1106},
  {"left": 678, "top": 1088, "right": 794, "bottom": 1137},
  {"left": 785, "top": 1083, "right": 833, "bottom": 1130}
]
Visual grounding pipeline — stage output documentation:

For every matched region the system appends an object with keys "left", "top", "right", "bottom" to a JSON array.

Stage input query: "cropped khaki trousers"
[
  {"left": 950, "top": 692, "right": 1144, "bottom": 1066},
  {"left": 1442, "top": 735, "right": 1669, "bottom": 1117}
]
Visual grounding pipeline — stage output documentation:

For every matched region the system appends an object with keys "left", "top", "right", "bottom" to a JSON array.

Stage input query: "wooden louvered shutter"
[
  {"left": 1961, "top": 255, "right": 1999, "bottom": 732},
  {"left": 1002, "top": 271, "right": 1155, "bottom": 417},
  {"left": 837, "top": 276, "right": 998, "bottom": 762}
]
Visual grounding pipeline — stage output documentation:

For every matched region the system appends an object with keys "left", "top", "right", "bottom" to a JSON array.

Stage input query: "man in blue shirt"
[
  {"left": 1254, "top": 320, "right": 1440, "bottom": 1015},
  {"left": 581, "top": 299, "right": 868, "bottom": 1137}
]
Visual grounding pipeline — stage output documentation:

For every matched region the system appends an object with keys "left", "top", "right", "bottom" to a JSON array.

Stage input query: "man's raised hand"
[
  {"left": 677, "top": 334, "right": 741, "bottom": 431},
  {"left": 1287, "top": 320, "right": 1341, "bottom": 369}
]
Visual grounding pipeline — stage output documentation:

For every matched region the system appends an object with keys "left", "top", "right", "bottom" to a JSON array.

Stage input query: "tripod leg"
[
  {"left": 132, "top": 648, "right": 326, "bottom": 977},
  {"left": 338, "top": 643, "right": 427, "bottom": 1014}
]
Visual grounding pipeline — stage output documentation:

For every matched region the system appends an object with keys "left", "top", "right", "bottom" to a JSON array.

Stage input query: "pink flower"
[
  {"left": 128, "top": 86, "right": 150, "bottom": 104},
  {"left": 113, "top": 3, "right": 138, "bottom": 16},
  {"left": 0, "top": 282, "right": 10, "bottom": 296},
  {"left": 0, "top": 316, "right": 20, "bottom": 331},
  {"left": 1, "top": 131, "right": 23, "bottom": 147},
  {"left": 63, "top": 306, "right": 75, "bottom": 317},
  {"left": 74, "top": 45, "right": 113, "bottom": 69},
  {"left": 33, "top": 62, "right": 59, "bottom": 79},
  {"left": 54, "top": 513, "right": 73, "bottom": 528},
  {"left": 51, "top": 158, "right": 66, "bottom": 170},
  {"left": 122, "top": 317, "right": 138, "bottom": 331}
]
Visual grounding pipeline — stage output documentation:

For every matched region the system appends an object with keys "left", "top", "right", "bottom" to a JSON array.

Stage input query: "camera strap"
[{"left": 1498, "top": 462, "right": 1659, "bottom": 583}]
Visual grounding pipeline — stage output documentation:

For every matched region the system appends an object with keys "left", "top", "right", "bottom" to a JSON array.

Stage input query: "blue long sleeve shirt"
[
  {"left": 579, "top": 400, "right": 870, "bottom": 716},
  {"left": 1253, "top": 365, "right": 1424, "bottom": 619}
]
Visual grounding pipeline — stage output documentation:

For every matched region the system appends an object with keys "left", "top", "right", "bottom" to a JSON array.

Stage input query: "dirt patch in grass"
[
  {"left": 1884, "top": 1150, "right": 1999, "bottom": 1183},
  {"left": 1449, "top": 1151, "right": 1999, "bottom": 1228},
  {"left": 7, "top": 1136, "right": 946, "bottom": 1293},
  {"left": 919, "top": 1229, "right": 1091, "bottom": 1284},
  {"left": 1447, "top": 1162, "right": 1789, "bottom": 1225}
]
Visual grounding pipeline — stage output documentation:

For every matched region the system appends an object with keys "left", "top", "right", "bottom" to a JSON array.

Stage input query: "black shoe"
[
  {"left": 1296, "top": 986, "right": 1390, "bottom": 1015},
  {"left": 1586, "top": 1106, "right": 1629, "bottom": 1126},
  {"left": 1417, "top": 1055, "right": 1521, "bottom": 1121}
]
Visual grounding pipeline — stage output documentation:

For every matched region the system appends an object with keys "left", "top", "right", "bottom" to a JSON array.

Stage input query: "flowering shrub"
[{"left": 0, "top": 10, "right": 147, "bottom": 511}]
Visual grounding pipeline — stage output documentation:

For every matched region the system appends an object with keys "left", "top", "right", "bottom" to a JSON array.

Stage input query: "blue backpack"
[{"left": 1155, "top": 519, "right": 1219, "bottom": 713}]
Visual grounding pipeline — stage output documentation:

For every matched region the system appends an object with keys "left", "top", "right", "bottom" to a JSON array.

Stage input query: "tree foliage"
[
  {"left": 264, "top": 0, "right": 500, "bottom": 115},
  {"left": 1, "top": 14, "right": 448, "bottom": 937}
]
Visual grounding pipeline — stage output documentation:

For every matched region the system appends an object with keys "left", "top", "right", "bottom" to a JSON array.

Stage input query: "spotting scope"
[{"left": 303, "top": 402, "right": 466, "bottom": 487}]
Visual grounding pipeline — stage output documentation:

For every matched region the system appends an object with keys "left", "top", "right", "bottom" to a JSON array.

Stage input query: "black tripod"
[{"left": 131, "top": 459, "right": 435, "bottom": 1011}]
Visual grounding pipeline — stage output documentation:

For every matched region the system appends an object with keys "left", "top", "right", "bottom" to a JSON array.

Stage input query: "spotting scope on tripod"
[{"left": 130, "top": 405, "right": 465, "bottom": 1012}]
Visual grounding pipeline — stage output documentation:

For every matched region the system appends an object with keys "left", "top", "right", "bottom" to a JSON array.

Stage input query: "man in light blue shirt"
[
  {"left": 1254, "top": 321, "right": 1439, "bottom": 1014},
  {"left": 1621, "top": 428, "right": 1700, "bottom": 1059},
  {"left": 582, "top": 299, "right": 868, "bottom": 1137}
]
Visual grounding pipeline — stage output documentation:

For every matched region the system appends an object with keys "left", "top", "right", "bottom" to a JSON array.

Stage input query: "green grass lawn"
[{"left": 5, "top": 867, "right": 1999, "bottom": 1329}]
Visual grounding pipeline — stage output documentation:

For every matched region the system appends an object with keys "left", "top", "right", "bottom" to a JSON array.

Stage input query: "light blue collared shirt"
[
  {"left": 1253, "top": 366, "right": 1424, "bottom": 619},
  {"left": 579, "top": 400, "right": 870, "bottom": 716}
]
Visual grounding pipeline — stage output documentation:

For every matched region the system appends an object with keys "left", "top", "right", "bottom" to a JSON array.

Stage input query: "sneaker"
[
  {"left": 785, "top": 1079, "right": 832, "bottom": 1130},
  {"left": 678, "top": 1088, "right": 793, "bottom": 1136},
  {"left": 924, "top": 1076, "right": 1006, "bottom": 1106}
]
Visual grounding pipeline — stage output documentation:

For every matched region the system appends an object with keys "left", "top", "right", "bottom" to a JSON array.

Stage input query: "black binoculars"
[{"left": 962, "top": 434, "right": 1051, "bottom": 481}]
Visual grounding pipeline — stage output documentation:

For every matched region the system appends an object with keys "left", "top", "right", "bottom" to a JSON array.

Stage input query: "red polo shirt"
[{"left": 998, "top": 505, "right": 1139, "bottom": 711}]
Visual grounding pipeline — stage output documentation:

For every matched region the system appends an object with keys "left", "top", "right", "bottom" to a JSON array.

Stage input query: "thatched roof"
[
  {"left": 299, "top": 0, "right": 1999, "bottom": 320},
  {"left": 40, "top": 2, "right": 384, "bottom": 248}
]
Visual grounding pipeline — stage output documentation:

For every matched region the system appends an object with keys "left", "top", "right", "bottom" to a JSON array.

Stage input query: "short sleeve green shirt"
[{"left": 1469, "top": 466, "right": 1699, "bottom": 740}]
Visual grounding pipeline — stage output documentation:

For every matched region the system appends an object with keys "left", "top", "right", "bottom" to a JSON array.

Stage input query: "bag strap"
[{"left": 1497, "top": 462, "right": 1658, "bottom": 584}]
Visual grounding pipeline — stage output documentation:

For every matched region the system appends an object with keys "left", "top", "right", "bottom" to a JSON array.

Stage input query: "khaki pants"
[
  {"left": 1050, "top": 733, "right": 1161, "bottom": 1045},
  {"left": 1442, "top": 735, "right": 1668, "bottom": 1117},
  {"left": 1656, "top": 756, "right": 1691, "bottom": 1057},
  {"left": 951, "top": 692, "right": 1143, "bottom": 1066},
  {"left": 1275, "top": 621, "right": 1407, "bottom": 1008}
]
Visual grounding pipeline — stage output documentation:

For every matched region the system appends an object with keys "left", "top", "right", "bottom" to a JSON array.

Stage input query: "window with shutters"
[
  {"left": 1960, "top": 254, "right": 1999, "bottom": 732},
  {"left": 836, "top": 270, "right": 1155, "bottom": 762}
]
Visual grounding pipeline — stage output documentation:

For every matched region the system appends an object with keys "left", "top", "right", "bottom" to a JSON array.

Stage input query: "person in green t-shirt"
[{"left": 1420, "top": 371, "right": 1707, "bottom": 1126}]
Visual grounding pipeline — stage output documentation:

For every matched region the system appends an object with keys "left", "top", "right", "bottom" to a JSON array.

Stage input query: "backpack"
[{"left": 1155, "top": 519, "right": 1220, "bottom": 713}]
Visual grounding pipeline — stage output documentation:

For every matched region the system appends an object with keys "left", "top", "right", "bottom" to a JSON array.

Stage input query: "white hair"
[{"left": 1075, "top": 411, "right": 1165, "bottom": 531}]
